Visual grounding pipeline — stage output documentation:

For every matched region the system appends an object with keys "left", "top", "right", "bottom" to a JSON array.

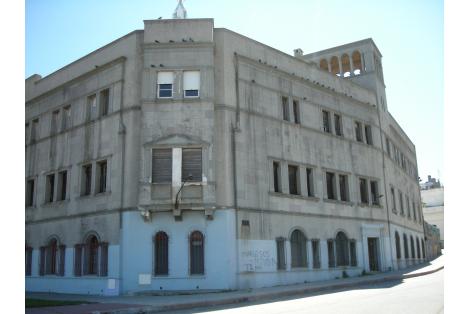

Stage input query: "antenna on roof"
[{"left": 173, "top": 0, "right": 187, "bottom": 19}]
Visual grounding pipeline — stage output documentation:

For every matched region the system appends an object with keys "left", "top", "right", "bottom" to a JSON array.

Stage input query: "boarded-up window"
[
  {"left": 395, "top": 232, "right": 401, "bottom": 259},
  {"left": 190, "top": 231, "right": 204, "bottom": 275},
  {"left": 327, "top": 239, "right": 335, "bottom": 268},
  {"left": 334, "top": 114, "right": 342, "bottom": 136},
  {"left": 45, "top": 174, "right": 55, "bottom": 203},
  {"left": 355, "top": 121, "right": 363, "bottom": 142},
  {"left": 335, "top": 232, "right": 349, "bottom": 266},
  {"left": 293, "top": 100, "right": 300, "bottom": 124},
  {"left": 154, "top": 232, "right": 169, "bottom": 275},
  {"left": 326, "top": 172, "right": 336, "bottom": 200},
  {"left": 288, "top": 165, "right": 299, "bottom": 195},
  {"left": 306, "top": 168, "right": 314, "bottom": 197},
  {"left": 183, "top": 71, "right": 200, "bottom": 97},
  {"left": 370, "top": 181, "right": 379, "bottom": 205},
  {"left": 182, "top": 148, "right": 202, "bottom": 182},
  {"left": 276, "top": 238, "right": 286, "bottom": 270},
  {"left": 82, "top": 164, "right": 92, "bottom": 196},
  {"left": 97, "top": 161, "right": 107, "bottom": 193},
  {"left": 25, "top": 246, "right": 33, "bottom": 276},
  {"left": 322, "top": 110, "right": 331, "bottom": 133},
  {"left": 339, "top": 174, "right": 348, "bottom": 201},
  {"left": 158, "top": 72, "right": 173, "bottom": 98},
  {"left": 365, "top": 125, "right": 373, "bottom": 145},
  {"left": 99, "top": 89, "right": 110, "bottom": 116},
  {"left": 359, "top": 178, "right": 368, "bottom": 204},
  {"left": 290, "top": 230, "right": 307, "bottom": 268},
  {"left": 349, "top": 240, "right": 357, "bottom": 266},
  {"left": 152, "top": 149, "right": 172, "bottom": 183},
  {"left": 282, "top": 96, "right": 289, "bottom": 121},
  {"left": 403, "top": 234, "right": 409, "bottom": 259},
  {"left": 273, "top": 161, "right": 281, "bottom": 193},
  {"left": 58, "top": 171, "right": 67, "bottom": 201},
  {"left": 26, "top": 179, "right": 34, "bottom": 207},
  {"left": 312, "top": 240, "right": 321, "bottom": 269}
]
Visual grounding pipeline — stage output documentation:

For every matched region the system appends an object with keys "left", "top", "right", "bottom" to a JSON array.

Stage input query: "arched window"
[
  {"left": 39, "top": 237, "right": 65, "bottom": 276},
  {"left": 352, "top": 50, "right": 362, "bottom": 75},
  {"left": 319, "top": 59, "right": 329, "bottom": 72},
  {"left": 395, "top": 232, "right": 401, "bottom": 259},
  {"left": 403, "top": 234, "right": 409, "bottom": 259},
  {"left": 335, "top": 231, "right": 349, "bottom": 266},
  {"left": 190, "top": 231, "right": 204, "bottom": 275},
  {"left": 410, "top": 235, "right": 415, "bottom": 259},
  {"left": 154, "top": 231, "right": 169, "bottom": 275},
  {"left": 330, "top": 56, "right": 340, "bottom": 76},
  {"left": 416, "top": 238, "right": 421, "bottom": 259},
  {"left": 86, "top": 235, "right": 99, "bottom": 275},
  {"left": 74, "top": 232, "right": 108, "bottom": 277},
  {"left": 290, "top": 229, "right": 307, "bottom": 267},
  {"left": 47, "top": 238, "right": 58, "bottom": 275},
  {"left": 421, "top": 239, "right": 425, "bottom": 258},
  {"left": 341, "top": 54, "right": 351, "bottom": 77}
]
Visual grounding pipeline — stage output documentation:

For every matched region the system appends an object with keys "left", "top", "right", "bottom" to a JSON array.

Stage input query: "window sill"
[
  {"left": 269, "top": 191, "right": 319, "bottom": 201},
  {"left": 323, "top": 199, "right": 354, "bottom": 206}
]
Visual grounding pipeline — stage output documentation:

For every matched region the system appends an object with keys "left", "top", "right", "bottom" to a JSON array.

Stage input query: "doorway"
[{"left": 368, "top": 237, "right": 380, "bottom": 271}]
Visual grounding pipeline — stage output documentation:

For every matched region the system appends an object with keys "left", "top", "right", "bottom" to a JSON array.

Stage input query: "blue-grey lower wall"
[{"left": 120, "top": 209, "right": 237, "bottom": 294}]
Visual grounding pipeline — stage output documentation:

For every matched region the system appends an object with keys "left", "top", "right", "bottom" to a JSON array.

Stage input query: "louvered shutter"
[
  {"left": 59, "top": 245, "right": 66, "bottom": 276},
  {"left": 74, "top": 244, "right": 82, "bottom": 277},
  {"left": 99, "top": 242, "right": 108, "bottom": 277},
  {"left": 39, "top": 247, "right": 45, "bottom": 276},
  {"left": 182, "top": 148, "right": 202, "bottom": 182},
  {"left": 152, "top": 149, "right": 172, "bottom": 183}
]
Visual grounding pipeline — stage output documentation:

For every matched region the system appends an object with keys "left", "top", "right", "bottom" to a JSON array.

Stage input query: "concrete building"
[
  {"left": 421, "top": 176, "right": 444, "bottom": 249},
  {"left": 424, "top": 221, "right": 441, "bottom": 259},
  {"left": 25, "top": 16, "right": 427, "bottom": 296}
]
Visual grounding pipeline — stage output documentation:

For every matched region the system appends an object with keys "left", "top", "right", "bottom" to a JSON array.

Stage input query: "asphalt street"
[{"left": 169, "top": 270, "right": 444, "bottom": 314}]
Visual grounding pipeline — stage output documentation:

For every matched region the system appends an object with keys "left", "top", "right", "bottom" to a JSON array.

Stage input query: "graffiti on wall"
[{"left": 239, "top": 240, "right": 277, "bottom": 272}]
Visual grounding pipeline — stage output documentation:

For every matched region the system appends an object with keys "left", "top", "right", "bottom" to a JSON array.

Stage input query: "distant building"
[
  {"left": 421, "top": 175, "right": 444, "bottom": 249},
  {"left": 420, "top": 175, "right": 441, "bottom": 190},
  {"left": 424, "top": 221, "right": 441, "bottom": 258}
]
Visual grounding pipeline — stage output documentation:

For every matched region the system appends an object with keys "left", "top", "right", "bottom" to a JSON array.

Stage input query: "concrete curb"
[{"left": 99, "top": 265, "right": 444, "bottom": 314}]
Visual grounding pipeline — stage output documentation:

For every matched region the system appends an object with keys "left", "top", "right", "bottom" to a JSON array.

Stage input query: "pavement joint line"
[{"left": 96, "top": 264, "right": 444, "bottom": 314}]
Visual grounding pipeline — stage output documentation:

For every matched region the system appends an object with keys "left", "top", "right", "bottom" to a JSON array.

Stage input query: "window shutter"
[
  {"left": 99, "top": 242, "right": 108, "bottom": 277},
  {"left": 59, "top": 245, "right": 66, "bottom": 276},
  {"left": 183, "top": 71, "right": 200, "bottom": 91},
  {"left": 157, "top": 72, "right": 173, "bottom": 84},
  {"left": 182, "top": 148, "right": 202, "bottom": 182},
  {"left": 74, "top": 244, "right": 82, "bottom": 277},
  {"left": 39, "top": 246, "right": 45, "bottom": 276},
  {"left": 152, "top": 149, "right": 172, "bottom": 183}
]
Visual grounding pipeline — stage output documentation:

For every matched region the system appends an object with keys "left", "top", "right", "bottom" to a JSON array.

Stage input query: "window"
[
  {"left": 406, "top": 195, "right": 411, "bottom": 218},
  {"left": 312, "top": 240, "right": 321, "bottom": 269},
  {"left": 86, "top": 94, "right": 96, "bottom": 121},
  {"left": 51, "top": 110, "right": 60, "bottom": 135},
  {"left": 31, "top": 119, "right": 39, "bottom": 142},
  {"left": 81, "top": 164, "right": 92, "bottom": 196},
  {"left": 273, "top": 161, "right": 281, "bottom": 193},
  {"left": 154, "top": 231, "right": 169, "bottom": 275},
  {"left": 39, "top": 238, "right": 65, "bottom": 276},
  {"left": 183, "top": 71, "right": 200, "bottom": 97},
  {"left": 339, "top": 174, "right": 349, "bottom": 201},
  {"left": 306, "top": 168, "right": 314, "bottom": 197},
  {"left": 291, "top": 230, "right": 307, "bottom": 268},
  {"left": 190, "top": 231, "right": 204, "bottom": 275},
  {"left": 276, "top": 238, "right": 286, "bottom": 270},
  {"left": 293, "top": 100, "right": 300, "bottom": 124},
  {"left": 391, "top": 187, "right": 396, "bottom": 213},
  {"left": 97, "top": 161, "right": 107, "bottom": 193},
  {"left": 26, "top": 179, "right": 34, "bottom": 207},
  {"left": 182, "top": 148, "right": 202, "bottom": 182},
  {"left": 359, "top": 178, "right": 368, "bottom": 204},
  {"left": 395, "top": 232, "right": 401, "bottom": 259},
  {"left": 421, "top": 239, "right": 425, "bottom": 258},
  {"left": 282, "top": 96, "right": 289, "bottom": 121},
  {"left": 412, "top": 201, "right": 417, "bottom": 221},
  {"left": 349, "top": 240, "right": 357, "bottom": 266},
  {"left": 327, "top": 239, "right": 335, "bottom": 268},
  {"left": 58, "top": 171, "right": 67, "bottom": 201},
  {"left": 25, "top": 246, "right": 33, "bottom": 276},
  {"left": 25, "top": 123, "right": 29, "bottom": 144},
  {"left": 334, "top": 114, "right": 342, "bottom": 136},
  {"left": 417, "top": 238, "right": 421, "bottom": 259},
  {"left": 386, "top": 138, "right": 391, "bottom": 157},
  {"left": 74, "top": 235, "right": 108, "bottom": 277},
  {"left": 410, "top": 236, "right": 415, "bottom": 258},
  {"left": 62, "top": 105, "right": 72, "bottom": 130},
  {"left": 403, "top": 234, "right": 409, "bottom": 259},
  {"left": 99, "top": 89, "right": 110, "bottom": 116},
  {"left": 326, "top": 172, "right": 336, "bottom": 200},
  {"left": 355, "top": 121, "right": 363, "bottom": 142},
  {"left": 45, "top": 174, "right": 55, "bottom": 203},
  {"left": 364, "top": 124, "right": 373, "bottom": 145},
  {"left": 322, "top": 110, "right": 331, "bottom": 133},
  {"left": 335, "top": 232, "right": 349, "bottom": 266},
  {"left": 399, "top": 191, "right": 404, "bottom": 215},
  {"left": 158, "top": 72, "right": 173, "bottom": 98},
  {"left": 152, "top": 149, "right": 172, "bottom": 183},
  {"left": 86, "top": 235, "right": 99, "bottom": 275},
  {"left": 288, "top": 165, "right": 299, "bottom": 195},
  {"left": 370, "top": 180, "right": 379, "bottom": 205}
]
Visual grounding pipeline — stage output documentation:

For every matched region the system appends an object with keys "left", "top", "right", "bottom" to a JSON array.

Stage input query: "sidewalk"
[{"left": 26, "top": 254, "right": 444, "bottom": 314}]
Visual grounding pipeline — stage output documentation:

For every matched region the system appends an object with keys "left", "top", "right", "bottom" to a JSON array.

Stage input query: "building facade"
[{"left": 25, "top": 18, "right": 426, "bottom": 296}]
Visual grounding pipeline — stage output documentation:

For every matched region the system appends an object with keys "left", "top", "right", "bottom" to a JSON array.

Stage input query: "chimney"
[{"left": 294, "top": 48, "right": 303, "bottom": 58}]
